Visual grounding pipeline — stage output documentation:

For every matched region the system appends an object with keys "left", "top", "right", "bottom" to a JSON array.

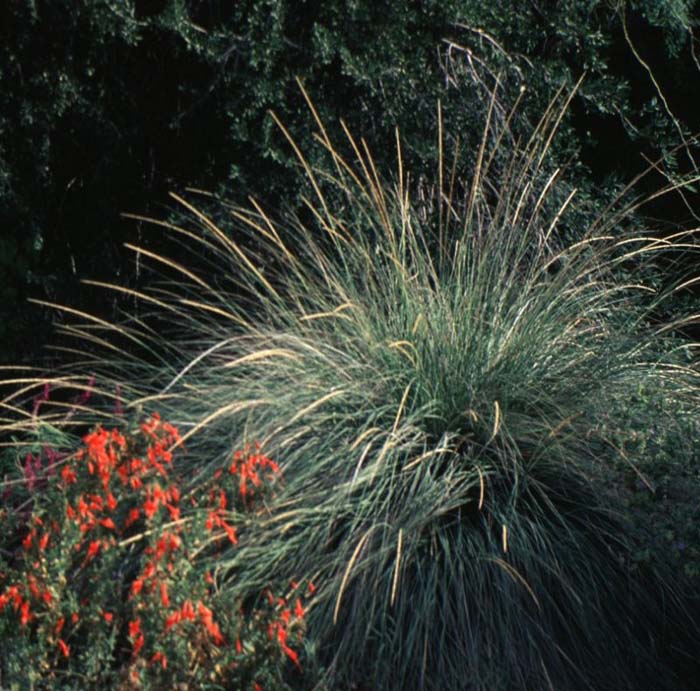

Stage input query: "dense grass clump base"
[{"left": 2, "top": 84, "right": 700, "bottom": 689}]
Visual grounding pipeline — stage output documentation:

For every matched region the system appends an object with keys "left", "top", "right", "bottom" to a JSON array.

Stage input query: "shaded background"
[{"left": 1, "top": 0, "right": 698, "bottom": 364}]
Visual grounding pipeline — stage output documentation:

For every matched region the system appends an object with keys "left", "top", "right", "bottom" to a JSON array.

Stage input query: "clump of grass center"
[{"left": 5, "top": 82, "right": 700, "bottom": 690}]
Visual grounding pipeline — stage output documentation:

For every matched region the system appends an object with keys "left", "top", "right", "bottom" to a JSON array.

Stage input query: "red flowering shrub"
[{"left": 0, "top": 414, "right": 316, "bottom": 689}]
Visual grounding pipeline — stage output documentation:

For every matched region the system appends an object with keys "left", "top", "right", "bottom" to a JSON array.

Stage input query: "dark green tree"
[{"left": 1, "top": 0, "right": 698, "bottom": 362}]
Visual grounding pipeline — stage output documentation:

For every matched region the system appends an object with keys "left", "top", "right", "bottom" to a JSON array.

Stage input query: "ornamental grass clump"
[{"left": 2, "top": 81, "right": 700, "bottom": 689}]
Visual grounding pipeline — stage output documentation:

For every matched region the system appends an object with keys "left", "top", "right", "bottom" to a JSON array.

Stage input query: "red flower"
[
  {"left": 160, "top": 581, "right": 170, "bottom": 608},
  {"left": 77, "top": 496, "right": 90, "bottom": 518},
  {"left": 197, "top": 601, "right": 212, "bottom": 619},
  {"left": 164, "top": 611, "right": 181, "bottom": 631},
  {"left": 268, "top": 619, "right": 302, "bottom": 669},
  {"left": 129, "top": 618, "right": 142, "bottom": 639},
  {"left": 197, "top": 601, "right": 224, "bottom": 644},
  {"left": 19, "top": 600, "right": 31, "bottom": 626},
  {"left": 87, "top": 541, "right": 101, "bottom": 559},
  {"left": 10, "top": 587, "right": 22, "bottom": 607},
  {"left": 205, "top": 511, "right": 217, "bottom": 531},
  {"left": 154, "top": 536, "right": 168, "bottom": 561},
  {"left": 282, "top": 643, "right": 301, "bottom": 671},
  {"left": 125, "top": 508, "right": 140, "bottom": 528},
  {"left": 117, "top": 462, "right": 129, "bottom": 484},
  {"left": 147, "top": 449, "right": 167, "bottom": 476},
  {"left": 141, "top": 413, "right": 161, "bottom": 438},
  {"left": 208, "top": 622, "right": 224, "bottom": 645},
  {"left": 22, "top": 531, "right": 34, "bottom": 551},
  {"left": 102, "top": 610, "right": 113, "bottom": 623},
  {"left": 151, "top": 651, "right": 167, "bottom": 669},
  {"left": 111, "top": 428, "right": 127, "bottom": 449},
  {"left": 60, "top": 465, "right": 77, "bottom": 485},
  {"left": 162, "top": 421, "right": 180, "bottom": 441},
  {"left": 181, "top": 600, "right": 195, "bottom": 621},
  {"left": 83, "top": 428, "right": 114, "bottom": 486},
  {"left": 1, "top": 586, "right": 19, "bottom": 611},
  {"left": 28, "top": 576, "right": 41, "bottom": 599},
  {"left": 222, "top": 521, "right": 238, "bottom": 545},
  {"left": 57, "top": 639, "right": 70, "bottom": 658},
  {"left": 143, "top": 495, "right": 158, "bottom": 519}
]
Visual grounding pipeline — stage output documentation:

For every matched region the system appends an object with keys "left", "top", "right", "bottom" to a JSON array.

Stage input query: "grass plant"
[{"left": 2, "top": 81, "right": 700, "bottom": 689}]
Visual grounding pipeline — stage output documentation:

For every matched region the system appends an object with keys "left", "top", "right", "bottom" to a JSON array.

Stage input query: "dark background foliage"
[{"left": 1, "top": 0, "right": 699, "bottom": 363}]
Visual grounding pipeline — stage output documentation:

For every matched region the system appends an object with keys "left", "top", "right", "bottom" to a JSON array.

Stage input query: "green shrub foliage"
[{"left": 1, "top": 0, "right": 699, "bottom": 361}]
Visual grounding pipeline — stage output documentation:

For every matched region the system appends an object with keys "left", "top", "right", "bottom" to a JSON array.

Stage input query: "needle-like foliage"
[{"left": 3, "top": 81, "right": 700, "bottom": 690}]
